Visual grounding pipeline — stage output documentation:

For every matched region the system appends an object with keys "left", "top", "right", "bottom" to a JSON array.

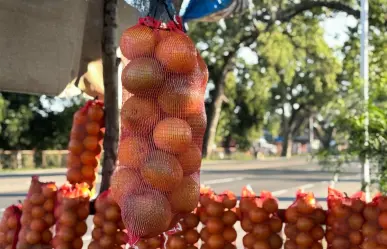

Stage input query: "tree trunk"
[
  {"left": 202, "top": 81, "right": 225, "bottom": 158},
  {"left": 100, "top": 0, "right": 119, "bottom": 193}
]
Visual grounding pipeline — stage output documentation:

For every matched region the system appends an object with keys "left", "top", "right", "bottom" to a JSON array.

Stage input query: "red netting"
[
  {"left": 283, "top": 190, "right": 326, "bottom": 249},
  {"left": 88, "top": 189, "right": 128, "bottom": 249},
  {"left": 52, "top": 182, "right": 90, "bottom": 249},
  {"left": 66, "top": 99, "right": 105, "bottom": 198},
  {"left": 326, "top": 187, "right": 366, "bottom": 248},
  {"left": 360, "top": 193, "right": 387, "bottom": 248},
  {"left": 112, "top": 15, "right": 207, "bottom": 245},
  {"left": 0, "top": 204, "right": 22, "bottom": 249},
  {"left": 239, "top": 187, "right": 282, "bottom": 249},
  {"left": 16, "top": 176, "right": 57, "bottom": 249}
]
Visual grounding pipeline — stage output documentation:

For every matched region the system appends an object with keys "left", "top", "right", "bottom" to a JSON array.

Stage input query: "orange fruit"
[
  {"left": 120, "top": 25, "right": 157, "bottom": 60},
  {"left": 68, "top": 140, "right": 84, "bottom": 155},
  {"left": 252, "top": 240, "right": 270, "bottom": 249},
  {"left": 253, "top": 224, "right": 271, "bottom": 240},
  {"left": 67, "top": 153, "right": 81, "bottom": 167},
  {"left": 206, "top": 234, "right": 225, "bottom": 249},
  {"left": 185, "top": 111, "right": 207, "bottom": 135},
  {"left": 311, "top": 226, "right": 324, "bottom": 240},
  {"left": 243, "top": 233, "right": 256, "bottom": 248},
  {"left": 331, "top": 237, "right": 350, "bottom": 248},
  {"left": 70, "top": 125, "right": 86, "bottom": 140},
  {"left": 81, "top": 165, "right": 95, "bottom": 179},
  {"left": 364, "top": 204, "right": 379, "bottom": 221},
  {"left": 155, "top": 32, "right": 197, "bottom": 73},
  {"left": 167, "top": 236, "right": 185, "bottom": 249},
  {"left": 176, "top": 144, "right": 202, "bottom": 175},
  {"left": 86, "top": 122, "right": 101, "bottom": 135},
  {"left": 349, "top": 230, "right": 363, "bottom": 245},
  {"left": 121, "top": 96, "right": 160, "bottom": 135},
  {"left": 121, "top": 191, "right": 172, "bottom": 238},
  {"left": 184, "top": 213, "right": 200, "bottom": 228},
  {"left": 185, "top": 229, "right": 200, "bottom": 244},
  {"left": 67, "top": 168, "right": 82, "bottom": 183},
  {"left": 379, "top": 211, "right": 387, "bottom": 229},
  {"left": 249, "top": 208, "right": 269, "bottom": 223},
  {"left": 296, "top": 217, "right": 314, "bottom": 232},
  {"left": 348, "top": 213, "right": 365, "bottom": 230},
  {"left": 284, "top": 224, "right": 297, "bottom": 240},
  {"left": 263, "top": 197, "right": 279, "bottom": 213},
  {"left": 83, "top": 136, "right": 99, "bottom": 151},
  {"left": 87, "top": 104, "right": 104, "bottom": 122},
  {"left": 222, "top": 210, "right": 238, "bottom": 226},
  {"left": 269, "top": 216, "right": 283, "bottom": 233},
  {"left": 269, "top": 234, "right": 283, "bottom": 249},
  {"left": 121, "top": 57, "right": 164, "bottom": 95},
  {"left": 141, "top": 150, "right": 183, "bottom": 191},
  {"left": 73, "top": 110, "right": 87, "bottom": 125},
  {"left": 158, "top": 86, "right": 203, "bottom": 117},
  {"left": 80, "top": 150, "right": 98, "bottom": 166},
  {"left": 377, "top": 230, "right": 387, "bottom": 246},
  {"left": 169, "top": 176, "right": 200, "bottom": 213},
  {"left": 153, "top": 118, "right": 192, "bottom": 154},
  {"left": 118, "top": 136, "right": 150, "bottom": 168},
  {"left": 285, "top": 206, "right": 299, "bottom": 223},
  {"left": 223, "top": 227, "right": 237, "bottom": 242},
  {"left": 295, "top": 232, "right": 313, "bottom": 247},
  {"left": 206, "top": 217, "right": 224, "bottom": 233},
  {"left": 111, "top": 167, "right": 142, "bottom": 203}
]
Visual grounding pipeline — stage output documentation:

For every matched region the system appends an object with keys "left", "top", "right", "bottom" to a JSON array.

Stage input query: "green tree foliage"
[
  {"left": 0, "top": 92, "right": 84, "bottom": 150},
  {"left": 316, "top": 0, "right": 386, "bottom": 191},
  {"left": 188, "top": 0, "right": 361, "bottom": 158}
]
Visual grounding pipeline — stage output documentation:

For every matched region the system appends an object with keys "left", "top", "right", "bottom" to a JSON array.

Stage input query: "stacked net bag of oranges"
[
  {"left": 326, "top": 187, "right": 366, "bottom": 248},
  {"left": 89, "top": 189, "right": 128, "bottom": 249},
  {"left": 111, "top": 5, "right": 208, "bottom": 245},
  {"left": 284, "top": 190, "right": 326, "bottom": 249},
  {"left": 361, "top": 194, "right": 387, "bottom": 249},
  {"left": 16, "top": 176, "right": 57, "bottom": 249},
  {"left": 0, "top": 204, "right": 22, "bottom": 249},
  {"left": 240, "top": 186, "right": 283, "bottom": 249}
]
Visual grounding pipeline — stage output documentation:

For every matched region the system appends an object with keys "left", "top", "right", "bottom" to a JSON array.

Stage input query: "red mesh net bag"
[
  {"left": 67, "top": 99, "right": 105, "bottom": 197},
  {"left": 284, "top": 190, "right": 326, "bottom": 249},
  {"left": 361, "top": 193, "right": 387, "bottom": 248},
  {"left": 16, "top": 176, "right": 57, "bottom": 249},
  {"left": 0, "top": 204, "right": 22, "bottom": 249},
  {"left": 240, "top": 187, "right": 283, "bottom": 249},
  {"left": 52, "top": 182, "right": 90, "bottom": 249},
  {"left": 326, "top": 187, "right": 366, "bottom": 248},
  {"left": 88, "top": 189, "right": 128, "bottom": 249},
  {"left": 112, "top": 13, "right": 207, "bottom": 245}
]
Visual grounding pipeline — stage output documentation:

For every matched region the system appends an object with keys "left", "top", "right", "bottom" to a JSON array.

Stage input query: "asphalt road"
[{"left": 0, "top": 158, "right": 363, "bottom": 248}]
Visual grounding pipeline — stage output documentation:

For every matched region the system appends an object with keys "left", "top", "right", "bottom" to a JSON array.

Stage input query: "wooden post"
[{"left": 100, "top": 0, "right": 119, "bottom": 193}]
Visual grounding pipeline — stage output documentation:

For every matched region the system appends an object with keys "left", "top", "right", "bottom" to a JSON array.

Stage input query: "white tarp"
[{"left": 0, "top": 0, "right": 139, "bottom": 97}]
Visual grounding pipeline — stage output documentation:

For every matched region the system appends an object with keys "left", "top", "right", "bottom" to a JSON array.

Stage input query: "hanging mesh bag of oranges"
[
  {"left": 66, "top": 99, "right": 105, "bottom": 198},
  {"left": 111, "top": 0, "right": 208, "bottom": 245}
]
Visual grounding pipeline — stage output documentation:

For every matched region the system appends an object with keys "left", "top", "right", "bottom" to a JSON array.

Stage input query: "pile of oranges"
[
  {"left": 361, "top": 195, "right": 387, "bottom": 248},
  {"left": 89, "top": 189, "right": 127, "bottom": 249},
  {"left": 198, "top": 188, "right": 238, "bottom": 249},
  {"left": 166, "top": 212, "right": 201, "bottom": 249},
  {"left": 326, "top": 188, "right": 365, "bottom": 248},
  {"left": 52, "top": 183, "right": 90, "bottom": 249},
  {"left": 284, "top": 190, "right": 326, "bottom": 249},
  {"left": 130, "top": 236, "right": 163, "bottom": 249},
  {"left": 240, "top": 187, "right": 283, "bottom": 249},
  {"left": 0, "top": 205, "right": 22, "bottom": 249},
  {"left": 113, "top": 16, "right": 208, "bottom": 243},
  {"left": 67, "top": 99, "right": 104, "bottom": 197},
  {"left": 16, "top": 177, "right": 57, "bottom": 249}
]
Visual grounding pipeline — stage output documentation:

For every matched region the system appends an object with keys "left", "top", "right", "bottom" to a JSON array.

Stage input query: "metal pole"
[{"left": 360, "top": 0, "right": 371, "bottom": 202}]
